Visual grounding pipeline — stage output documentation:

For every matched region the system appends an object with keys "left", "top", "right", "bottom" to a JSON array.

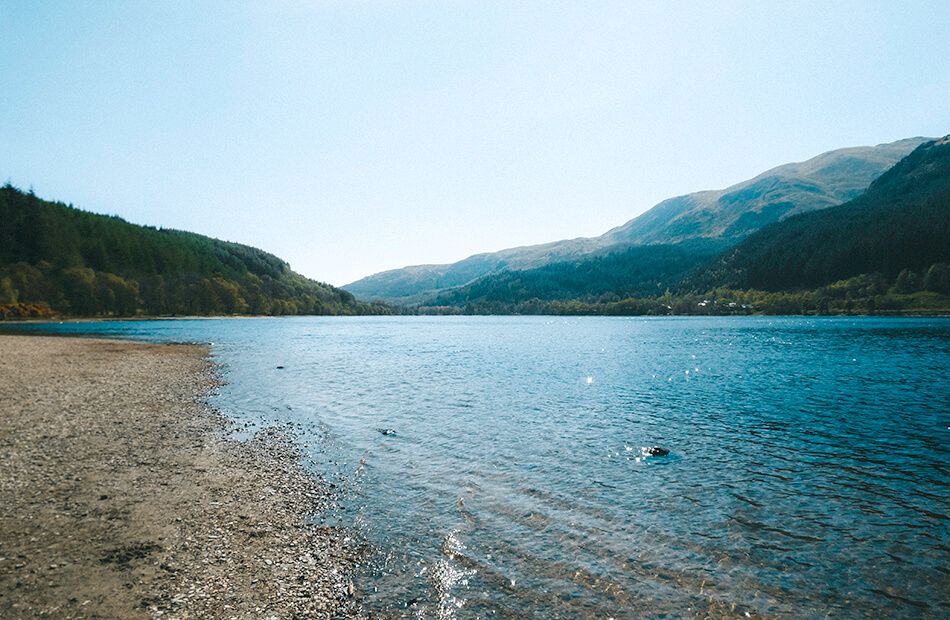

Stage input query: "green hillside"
[
  {"left": 0, "top": 185, "right": 391, "bottom": 318},
  {"left": 422, "top": 241, "right": 724, "bottom": 311},
  {"left": 419, "top": 138, "right": 950, "bottom": 316},
  {"left": 692, "top": 137, "right": 950, "bottom": 292}
]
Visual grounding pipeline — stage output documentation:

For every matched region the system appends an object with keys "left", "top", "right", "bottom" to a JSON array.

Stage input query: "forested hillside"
[
  {"left": 418, "top": 138, "right": 950, "bottom": 316},
  {"left": 423, "top": 241, "right": 724, "bottom": 309},
  {"left": 0, "top": 185, "right": 391, "bottom": 318},
  {"left": 692, "top": 137, "right": 950, "bottom": 292}
]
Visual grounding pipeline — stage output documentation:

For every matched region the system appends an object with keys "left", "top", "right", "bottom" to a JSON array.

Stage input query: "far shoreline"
[{"left": 1, "top": 313, "right": 948, "bottom": 337}]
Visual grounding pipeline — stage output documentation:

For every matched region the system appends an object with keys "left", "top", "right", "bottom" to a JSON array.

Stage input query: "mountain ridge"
[
  {"left": 601, "top": 137, "right": 928, "bottom": 245},
  {"left": 345, "top": 137, "right": 930, "bottom": 303},
  {"left": 689, "top": 136, "right": 950, "bottom": 292}
]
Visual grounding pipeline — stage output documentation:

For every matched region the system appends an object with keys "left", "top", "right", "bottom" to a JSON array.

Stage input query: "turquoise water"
[{"left": 8, "top": 316, "right": 950, "bottom": 618}]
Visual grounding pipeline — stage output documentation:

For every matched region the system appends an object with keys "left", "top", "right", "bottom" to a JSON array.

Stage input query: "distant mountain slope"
[
  {"left": 602, "top": 137, "right": 928, "bottom": 245},
  {"left": 343, "top": 236, "right": 614, "bottom": 304},
  {"left": 425, "top": 240, "right": 723, "bottom": 309},
  {"left": 0, "top": 185, "right": 389, "bottom": 317},
  {"left": 690, "top": 137, "right": 950, "bottom": 291},
  {"left": 346, "top": 137, "right": 928, "bottom": 303}
]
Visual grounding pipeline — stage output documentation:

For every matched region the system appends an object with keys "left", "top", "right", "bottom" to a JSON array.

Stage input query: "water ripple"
[{"left": 11, "top": 315, "right": 950, "bottom": 618}]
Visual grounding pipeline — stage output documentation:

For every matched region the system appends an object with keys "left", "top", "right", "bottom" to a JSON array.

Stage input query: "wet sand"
[{"left": 0, "top": 335, "right": 363, "bottom": 619}]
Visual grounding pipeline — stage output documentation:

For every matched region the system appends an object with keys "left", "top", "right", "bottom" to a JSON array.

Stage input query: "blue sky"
[{"left": 2, "top": 1, "right": 948, "bottom": 286}]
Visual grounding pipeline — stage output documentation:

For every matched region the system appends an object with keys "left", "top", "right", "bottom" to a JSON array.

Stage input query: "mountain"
[
  {"left": 689, "top": 136, "right": 950, "bottom": 292},
  {"left": 0, "top": 185, "right": 391, "bottom": 318},
  {"left": 345, "top": 137, "right": 929, "bottom": 303},
  {"left": 420, "top": 137, "right": 950, "bottom": 315},
  {"left": 341, "top": 237, "right": 616, "bottom": 304}
]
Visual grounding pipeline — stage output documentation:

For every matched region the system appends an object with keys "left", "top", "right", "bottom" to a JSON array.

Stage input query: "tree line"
[{"left": 413, "top": 266, "right": 950, "bottom": 316}]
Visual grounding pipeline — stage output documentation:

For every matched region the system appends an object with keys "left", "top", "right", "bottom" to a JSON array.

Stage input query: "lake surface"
[{"left": 8, "top": 316, "right": 950, "bottom": 618}]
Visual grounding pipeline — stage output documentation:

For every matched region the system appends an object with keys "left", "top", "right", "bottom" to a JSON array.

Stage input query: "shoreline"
[
  {"left": 2, "top": 311, "right": 950, "bottom": 326},
  {"left": 0, "top": 335, "right": 363, "bottom": 619}
]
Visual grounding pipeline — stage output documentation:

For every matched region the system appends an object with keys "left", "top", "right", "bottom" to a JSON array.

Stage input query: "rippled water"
[{"left": 9, "top": 316, "right": 950, "bottom": 618}]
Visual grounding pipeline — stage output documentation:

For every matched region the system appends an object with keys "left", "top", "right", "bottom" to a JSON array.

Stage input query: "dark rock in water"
[
  {"left": 647, "top": 446, "right": 670, "bottom": 456},
  {"left": 377, "top": 428, "right": 396, "bottom": 436}
]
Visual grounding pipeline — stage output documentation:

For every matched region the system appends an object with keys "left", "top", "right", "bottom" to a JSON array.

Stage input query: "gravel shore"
[{"left": 0, "top": 335, "right": 364, "bottom": 619}]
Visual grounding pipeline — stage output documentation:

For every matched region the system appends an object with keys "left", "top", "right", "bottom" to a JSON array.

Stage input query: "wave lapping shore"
[{"left": 0, "top": 335, "right": 362, "bottom": 619}]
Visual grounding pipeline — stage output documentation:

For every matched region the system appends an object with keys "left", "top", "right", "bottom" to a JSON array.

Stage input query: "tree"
[
  {"left": 923, "top": 263, "right": 950, "bottom": 294},
  {"left": 894, "top": 269, "right": 921, "bottom": 294},
  {"left": 0, "top": 276, "right": 17, "bottom": 304}
]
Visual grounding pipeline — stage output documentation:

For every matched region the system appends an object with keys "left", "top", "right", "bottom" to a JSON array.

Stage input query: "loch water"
[{"left": 10, "top": 316, "right": 950, "bottom": 618}]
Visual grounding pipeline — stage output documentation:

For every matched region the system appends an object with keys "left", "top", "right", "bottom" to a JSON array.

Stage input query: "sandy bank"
[{"left": 0, "top": 335, "right": 362, "bottom": 619}]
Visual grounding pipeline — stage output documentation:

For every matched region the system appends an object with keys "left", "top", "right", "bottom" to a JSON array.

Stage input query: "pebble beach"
[{"left": 0, "top": 335, "right": 363, "bottom": 619}]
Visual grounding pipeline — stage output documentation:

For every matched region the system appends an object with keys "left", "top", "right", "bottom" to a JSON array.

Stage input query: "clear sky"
[{"left": 2, "top": 1, "right": 948, "bottom": 286}]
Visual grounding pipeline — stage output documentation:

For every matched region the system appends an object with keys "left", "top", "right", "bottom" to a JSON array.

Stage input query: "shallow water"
[{"left": 9, "top": 316, "right": 950, "bottom": 618}]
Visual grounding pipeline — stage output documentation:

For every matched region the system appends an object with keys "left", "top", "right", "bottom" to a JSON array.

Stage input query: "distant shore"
[
  {"left": 1, "top": 314, "right": 286, "bottom": 323},
  {"left": 0, "top": 335, "right": 362, "bottom": 619}
]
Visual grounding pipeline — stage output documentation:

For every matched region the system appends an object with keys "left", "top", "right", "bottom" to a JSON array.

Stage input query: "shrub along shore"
[{"left": 0, "top": 335, "right": 363, "bottom": 619}]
